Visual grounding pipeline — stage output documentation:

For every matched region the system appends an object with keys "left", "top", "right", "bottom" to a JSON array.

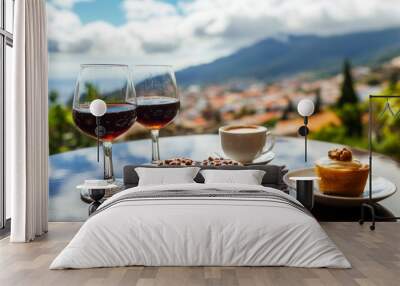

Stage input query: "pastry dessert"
[{"left": 315, "top": 148, "right": 369, "bottom": 197}]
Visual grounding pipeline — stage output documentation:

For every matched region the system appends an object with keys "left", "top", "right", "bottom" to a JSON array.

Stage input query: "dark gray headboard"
[{"left": 123, "top": 165, "right": 288, "bottom": 192}]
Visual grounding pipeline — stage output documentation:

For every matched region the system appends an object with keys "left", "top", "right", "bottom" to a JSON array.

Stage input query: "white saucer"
[
  {"left": 77, "top": 179, "right": 124, "bottom": 198},
  {"left": 212, "top": 151, "right": 275, "bottom": 166},
  {"left": 76, "top": 183, "right": 120, "bottom": 190},
  {"left": 283, "top": 168, "right": 397, "bottom": 207},
  {"left": 246, "top": 151, "right": 275, "bottom": 165}
]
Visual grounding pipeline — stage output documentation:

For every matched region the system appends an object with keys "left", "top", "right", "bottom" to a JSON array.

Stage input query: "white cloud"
[
  {"left": 47, "top": 0, "right": 400, "bottom": 79},
  {"left": 175, "top": 0, "right": 400, "bottom": 40},
  {"left": 122, "top": 0, "right": 177, "bottom": 21},
  {"left": 47, "top": 4, "right": 82, "bottom": 51},
  {"left": 51, "top": 0, "right": 94, "bottom": 9}
]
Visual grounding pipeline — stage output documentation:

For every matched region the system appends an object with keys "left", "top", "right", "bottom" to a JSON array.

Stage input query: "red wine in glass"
[
  {"left": 136, "top": 97, "right": 180, "bottom": 129},
  {"left": 73, "top": 103, "right": 137, "bottom": 141}
]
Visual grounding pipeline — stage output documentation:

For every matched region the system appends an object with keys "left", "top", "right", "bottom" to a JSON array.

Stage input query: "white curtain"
[{"left": 7, "top": 0, "right": 49, "bottom": 242}]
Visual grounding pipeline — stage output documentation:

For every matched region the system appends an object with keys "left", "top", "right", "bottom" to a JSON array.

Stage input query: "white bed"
[{"left": 50, "top": 183, "right": 351, "bottom": 269}]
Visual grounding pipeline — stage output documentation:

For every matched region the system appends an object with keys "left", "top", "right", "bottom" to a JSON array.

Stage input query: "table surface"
[{"left": 49, "top": 134, "right": 400, "bottom": 221}]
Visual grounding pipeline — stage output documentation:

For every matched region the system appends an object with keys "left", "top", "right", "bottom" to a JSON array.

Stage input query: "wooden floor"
[{"left": 0, "top": 222, "right": 399, "bottom": 286}]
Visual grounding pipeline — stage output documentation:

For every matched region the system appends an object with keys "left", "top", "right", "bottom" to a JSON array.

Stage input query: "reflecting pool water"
[{"left": 49, "top": 135, "right": 400, "bottom": 221}]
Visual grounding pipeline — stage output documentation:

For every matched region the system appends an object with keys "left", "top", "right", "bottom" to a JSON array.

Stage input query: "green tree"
[
  {"left": 85, "top": 82, "right": 99, "bottom": 102},
  {"left": 337, "top": 60, "right": 359, "bottom": 107},
  {"left": 312, "top": 66, "right": 400, "bottom": 160},
  {"left": 372, "top": 76, "right": 400, "bottom": 159},
  {"left": 314, "top": 88, "right": 322, "bottom": 113},
  {"left": 334, "top": 59, "right": 363, "bottom": 136},
  {"left": 336, "top": 103, "right": 363, "bottom": 137},
  {"left": 388, "top": 70, "right": 399, "bottom": 91},
  {"left": 48, "top": 91, "right": 94, "bottom": 154},
  {"left": 281, "top": 97, "right": 294, "bottom": 120}
]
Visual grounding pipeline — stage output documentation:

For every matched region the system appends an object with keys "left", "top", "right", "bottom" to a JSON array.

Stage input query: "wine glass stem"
[
  {"left": 103, "top": 141, "right": 114, "bottom": 182},
  {"left": 150, "top": 129, "right": 160, "bottom": 162}
]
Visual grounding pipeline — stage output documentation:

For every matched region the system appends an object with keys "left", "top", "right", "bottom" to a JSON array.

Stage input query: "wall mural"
[{"left": 47, "top": 1, "right": 400, "bottom": 222}]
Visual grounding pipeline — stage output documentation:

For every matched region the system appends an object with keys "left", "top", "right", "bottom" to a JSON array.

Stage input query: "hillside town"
[{"left": 154, "top": 57, "right": 400, "bottom": 137}]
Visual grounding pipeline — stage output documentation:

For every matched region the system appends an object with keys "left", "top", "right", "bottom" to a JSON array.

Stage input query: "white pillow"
[
  {"left": 136, "top": 167, "right": 201, "bottom": 186},
  {"left": 200, "top": 169, "right": 266, "bottom": 185}
]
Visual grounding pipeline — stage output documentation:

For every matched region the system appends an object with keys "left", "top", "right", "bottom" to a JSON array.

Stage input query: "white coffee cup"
[{"left": 219, "top": 125, "right": 275, "bottom": 163}]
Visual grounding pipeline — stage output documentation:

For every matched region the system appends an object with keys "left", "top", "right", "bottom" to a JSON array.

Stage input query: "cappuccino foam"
[{"left": 226, "top": 127, "right": 263, "bottom": 134}]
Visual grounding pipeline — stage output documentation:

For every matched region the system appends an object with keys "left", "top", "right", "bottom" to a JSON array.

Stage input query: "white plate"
[
  {"left": 212, "top": 151, "right": 275, "bottom": 166},
  {"left": 283, "top": 168, "right": 397, "bottom": 207}
]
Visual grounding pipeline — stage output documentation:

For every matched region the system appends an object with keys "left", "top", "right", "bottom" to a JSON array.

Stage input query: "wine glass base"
[
  {"left": 79, "top": 178, "right": 125, "bottom": 202},
  {"left": 104, "top": 179, "right": 124, "bottom": 198}
]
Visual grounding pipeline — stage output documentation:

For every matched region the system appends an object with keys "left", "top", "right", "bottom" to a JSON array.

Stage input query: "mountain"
[{"left": 176, "top": 27, "right": 400, "bottom": 86}]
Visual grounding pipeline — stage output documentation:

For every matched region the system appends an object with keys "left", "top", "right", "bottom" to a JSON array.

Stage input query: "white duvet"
[{"left": 50, "top": 183, "right": 350, "bottom": 269}]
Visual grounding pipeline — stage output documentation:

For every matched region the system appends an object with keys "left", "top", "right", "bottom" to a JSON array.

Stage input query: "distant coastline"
[{"left": 49, "top": 78, "right": 75, "bottom": 104}]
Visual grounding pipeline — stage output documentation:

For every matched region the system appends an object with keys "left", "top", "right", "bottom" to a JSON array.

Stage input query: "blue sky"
[
  {"left": 74, "top": 0, "right": 126, "bottom": 26},
  {"left": 47, "top": 0, "right": 400, "bottom": 79},
  {"left": 73, "top": 0, "right": 182, "bottom": 25}
]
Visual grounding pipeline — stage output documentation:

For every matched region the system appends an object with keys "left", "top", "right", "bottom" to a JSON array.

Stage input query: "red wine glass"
[
  {"left": 133, "top": 65, "right": 179, "bottom": 163},
  {"left": 72, "top": 64, "right": 137, "bottom": 182}
]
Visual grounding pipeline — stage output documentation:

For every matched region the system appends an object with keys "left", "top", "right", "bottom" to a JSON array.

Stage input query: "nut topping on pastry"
[{"left": 328, "top": 148, "right": 352, "bottom": 162}]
